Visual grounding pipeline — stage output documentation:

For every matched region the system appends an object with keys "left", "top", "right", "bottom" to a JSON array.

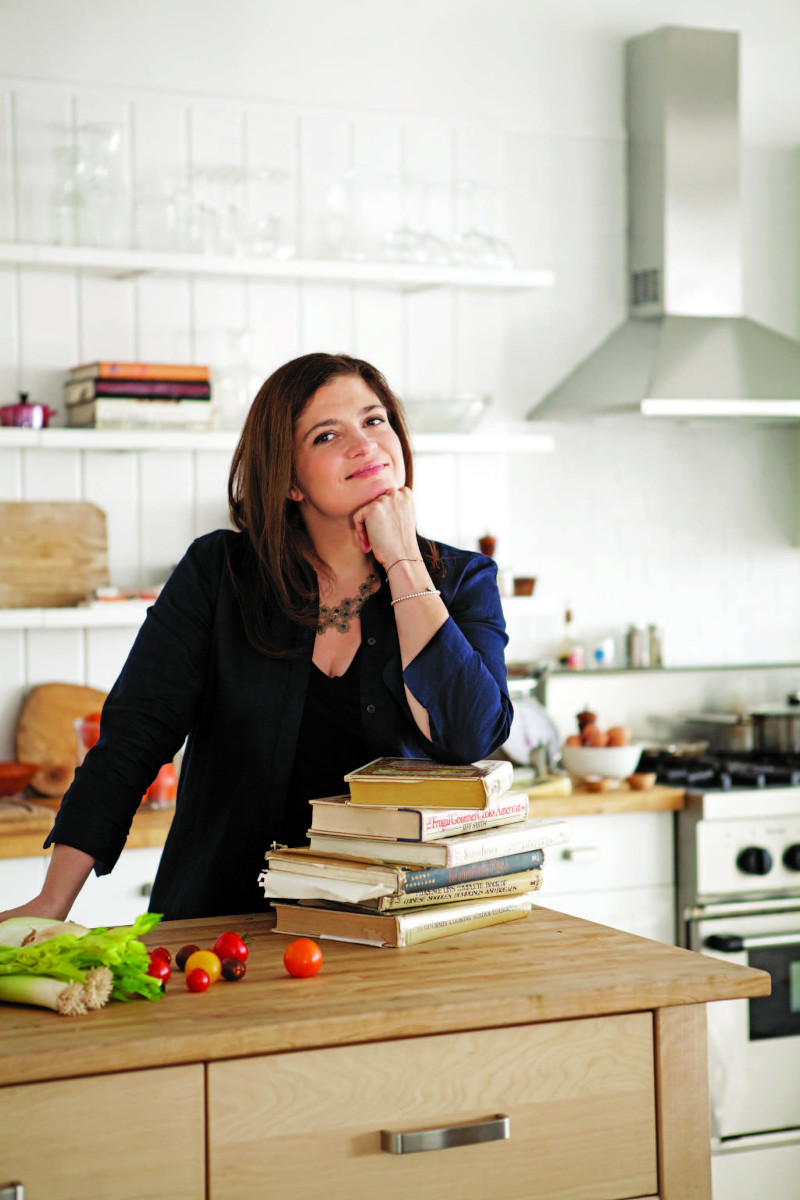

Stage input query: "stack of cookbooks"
[
  {"left": 258, "top": 757, "right": 570, "bottom": 948},
  {"left": 64, "top": 360, "right": 214, "bottom": 430}
]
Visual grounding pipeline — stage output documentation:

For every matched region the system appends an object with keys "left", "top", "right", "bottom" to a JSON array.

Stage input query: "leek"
[{"left": 0, "top": 974, "right": 89, "bottom": 1016}]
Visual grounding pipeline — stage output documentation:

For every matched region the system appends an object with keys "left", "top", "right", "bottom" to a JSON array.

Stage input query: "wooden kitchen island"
[{"left": 0, "top": 906, "right": 768, "bottom": 1200}]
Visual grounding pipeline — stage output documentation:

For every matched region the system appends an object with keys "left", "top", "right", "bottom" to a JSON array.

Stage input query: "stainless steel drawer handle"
[{"left": 380, "top": 1113, "right": 510, "bottom": 1155}]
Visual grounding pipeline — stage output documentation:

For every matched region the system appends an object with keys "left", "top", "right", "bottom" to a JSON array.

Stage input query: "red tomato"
[
  {"left": 146, "top": 953, "right": 171, "bottom": 985},
  {"left": 186, "top": 968, "right": 210, "bottom": 993},
  {"left": 283, "top": 938, "right": 323, "bottom": 978},
  {"left": 151, "top": 946, "right": 171, "bottom": 964},
  {"left": 213, "top": 931, "right": 249, "bottom": 963}
]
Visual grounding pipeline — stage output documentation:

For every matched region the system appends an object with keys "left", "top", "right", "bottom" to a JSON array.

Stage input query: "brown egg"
[
  {"left": 581, "top": 725, "right": 609, "bottom": 747},
  {"left": 565, "top": 734, "right": 583, "bottom": 747},
  {"left": 606, "top": 725, "right": 631, "bottom": 746}
]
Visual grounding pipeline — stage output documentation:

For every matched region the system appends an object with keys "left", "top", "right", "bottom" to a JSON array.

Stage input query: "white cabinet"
[
  {"left": 0, "top": 847, "right": 162, "bottom": 927},
  {"left": 0, "top": 856, "right": 48, "bottom": 912},
  {"left": 66, "top": 846, "right": 164, "bottom": 928},
  {"left": 533, "top": 811, "right": 676, "bottom": 944}
]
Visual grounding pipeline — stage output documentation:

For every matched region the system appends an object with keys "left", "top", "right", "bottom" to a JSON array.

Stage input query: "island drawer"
[
  {"left": 208, "top": 1012, "right": 658, "bottom": 1200},
  {"left": 0, "top": 1064, "right": 205, "bottom": 1199}
]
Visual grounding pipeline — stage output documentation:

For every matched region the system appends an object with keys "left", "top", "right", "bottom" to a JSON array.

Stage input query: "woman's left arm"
[{"left": 357, "top": 489, "right": 511, "bottom": 759}]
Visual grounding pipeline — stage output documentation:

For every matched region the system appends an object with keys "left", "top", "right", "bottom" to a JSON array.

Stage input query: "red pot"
[{"left": 0, "top": 400, "right": 59, "bottom": 428}]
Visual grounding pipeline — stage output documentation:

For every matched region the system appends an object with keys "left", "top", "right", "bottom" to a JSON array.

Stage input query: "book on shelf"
[
  {"left": 65, "top": 378, "right": 212, "bottom": 403},
  {"left": 270, "top": 891, "right": 535, "bottom": 948},
  {"left": 308, "top": 790, "right": 529, "bottom": 842},
  {"left": 306, "top": 816, "right": 569, "bottom": 869},
  {"left": 310, "top": 869, "right": 543, "bottom": 913},
  {"left": 343, "top": 756, "right": 514, "bottom": 809},
  {"left": 69, "top": 360, "right": 210, "bottom": 383},
  {"left": 66, "top": 398, "right": 216, "bottom": 430},
  {"left": 258, "top": 846, "right": 547, "bottom": 905}
]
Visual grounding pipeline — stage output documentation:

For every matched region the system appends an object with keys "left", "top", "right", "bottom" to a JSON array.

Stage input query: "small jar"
[
  {"left": 625, "top": 624, "right": 650, "bottom": 669},
  {"left": 648, "top": 624, "right": 664, "bottom": 668}
]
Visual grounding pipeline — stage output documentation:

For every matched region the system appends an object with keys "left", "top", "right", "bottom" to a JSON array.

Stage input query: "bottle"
[{"left": 557, "top": 608, "right": 585, "bottom": 670}]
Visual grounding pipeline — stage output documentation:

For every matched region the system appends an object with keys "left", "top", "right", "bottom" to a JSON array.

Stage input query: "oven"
[{"left": 666, "top": 754, "right": 800, "bottom": 1200}]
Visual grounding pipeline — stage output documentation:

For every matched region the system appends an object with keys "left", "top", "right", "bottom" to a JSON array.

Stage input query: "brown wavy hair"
[{"left": 227, "top": 352, "right": 441, "bottom": 656}]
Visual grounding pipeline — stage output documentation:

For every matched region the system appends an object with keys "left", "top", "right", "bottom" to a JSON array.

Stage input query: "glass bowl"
[{"left": 401, "top": 392, "right": 491, "bottom": 434}]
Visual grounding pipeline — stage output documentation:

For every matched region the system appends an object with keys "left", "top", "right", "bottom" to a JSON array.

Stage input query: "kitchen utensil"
[
  {"left": 560, "top": 743, "right": 644, "bottom": 782},
  {"left": 15, "top": 683, "right": 108, "bottom": 797},
  {"left": 749, "top": 698, "right": 800, "bottom": 754},
  {"left": 0, "top": 393, "right": 58, "bottom": 428},
  {"left": 0, "top": 501, "right": 109, "bottom": 607},
  {"left": 0, "top": 762, "right": 38, "bottom": 797},
  {"left": 683, "top": 713, "right": 755, "bottom": 753}
]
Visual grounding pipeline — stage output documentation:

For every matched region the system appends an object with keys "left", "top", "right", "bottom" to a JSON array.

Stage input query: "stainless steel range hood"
[{"left": 528, "top": 26, "right": 800, "bottom": 422}]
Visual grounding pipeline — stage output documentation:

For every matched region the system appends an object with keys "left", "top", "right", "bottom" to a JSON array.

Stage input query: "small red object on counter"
[{"left": 142, "top": 762, "right": 178, "bottom": 807}]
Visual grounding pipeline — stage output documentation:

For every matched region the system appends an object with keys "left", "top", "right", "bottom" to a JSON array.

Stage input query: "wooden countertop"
[
  {"left": 0, "top": 907, "right": 769, "bottom": 1088},
  {"left": 0, "top": 797, "right": 174, "bottom": 859},
  {"left": 525, "top": 781, "right": 685, "bottom": 817}
]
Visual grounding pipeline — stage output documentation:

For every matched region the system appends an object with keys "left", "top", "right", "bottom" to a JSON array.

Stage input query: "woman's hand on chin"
[{"left": 353, "top": 487, "right": 419, "bottom": 566}]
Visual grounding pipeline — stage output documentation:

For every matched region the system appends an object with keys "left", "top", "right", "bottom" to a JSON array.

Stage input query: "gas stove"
[{"left": 639, "top": 749, "right": 800, "bottom": 791}]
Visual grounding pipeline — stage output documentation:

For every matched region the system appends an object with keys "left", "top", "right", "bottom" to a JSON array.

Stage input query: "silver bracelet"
[{"left": 390, "top": 586, "right": 442, "bottom": 607}]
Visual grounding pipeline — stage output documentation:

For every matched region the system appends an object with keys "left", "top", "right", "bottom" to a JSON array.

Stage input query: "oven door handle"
[{"left": 704, "top": 931, "right": 800, "bottom": 952}]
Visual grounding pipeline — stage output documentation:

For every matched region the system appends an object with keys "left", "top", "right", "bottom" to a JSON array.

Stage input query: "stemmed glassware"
[{"left": 451, "top": 181, "right": 515, "bottom": 268}]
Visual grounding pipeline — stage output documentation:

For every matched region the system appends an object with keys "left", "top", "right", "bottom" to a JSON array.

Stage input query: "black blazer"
[{"left": 46, "top": 530, "right": 511, "bottom": 919}]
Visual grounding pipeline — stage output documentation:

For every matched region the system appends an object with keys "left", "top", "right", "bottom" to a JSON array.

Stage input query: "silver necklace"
[{"left": 316, "top": 571, "right": 379, "bottom": 635}]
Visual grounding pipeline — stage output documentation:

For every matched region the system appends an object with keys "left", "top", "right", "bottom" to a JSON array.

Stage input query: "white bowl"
[{"left": 560, "top": 743, "right": 644, "bottom": 782}]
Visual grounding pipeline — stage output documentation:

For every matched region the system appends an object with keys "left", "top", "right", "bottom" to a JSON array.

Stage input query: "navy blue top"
[{"left": 45, "top": 530, "right": 511, "bottom": 919}]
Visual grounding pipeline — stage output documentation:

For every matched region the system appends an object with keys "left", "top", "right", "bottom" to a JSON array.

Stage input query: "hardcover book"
[
  {"left": 69, "top": 361, "right": 210, "bottom": 382},
  {"left": 311, "top": 869, "right": 543, "bottom": 913},
  {"left": 66, "top": 398, "right": 216, "bottom": 430},
  {"left": 259, "top": 846, "right": 547, "bottom": 904},
  {"left": 308, "top": 790, "right": 529, "bottom": 842},
  {"left": 270, "top": 891, "right": 535, "bottom": 948},
  {"left": 343, "top": 757, "right": 514, "bottom": 809},
  {"left": 306, "top": 816, "right": 570, "bottom": 869},
  {"left": 66, "top": 378, "right": 212, "bottom": 403}
]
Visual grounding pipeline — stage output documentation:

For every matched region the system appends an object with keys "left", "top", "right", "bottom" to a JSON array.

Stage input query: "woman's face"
[{"left": 290, "top": 374, "right": 406, "bottom": 523}]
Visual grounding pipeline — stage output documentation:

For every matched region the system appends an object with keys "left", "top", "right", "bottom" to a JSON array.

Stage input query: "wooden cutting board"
[
  {"left": 15, "top": 683, "right": 108, "bottom": 797},
  {"left": 0, "top": 502, "right": 110, "bottom": 608}
]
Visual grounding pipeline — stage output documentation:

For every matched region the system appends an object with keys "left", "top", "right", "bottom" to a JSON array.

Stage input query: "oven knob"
[
  {"left": 782, "top": 844, "right": 800, "bottom": 872},
  {"left": 736, "top": 846, "right": 773, "bottom": 875}
]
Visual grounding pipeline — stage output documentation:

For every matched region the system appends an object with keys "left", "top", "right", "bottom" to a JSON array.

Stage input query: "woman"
[{"left": 3, "top": 353, "right": 512, "bottom": 921}]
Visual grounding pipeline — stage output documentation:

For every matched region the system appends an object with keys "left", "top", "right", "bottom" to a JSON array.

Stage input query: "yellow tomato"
[{"left": 183, "top": 949, "right": 222, "bottom": 984}]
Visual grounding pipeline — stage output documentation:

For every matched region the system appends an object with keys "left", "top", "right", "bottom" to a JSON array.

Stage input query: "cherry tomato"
[
  {"left": 175, "top": 943, "right": 200, "bottom": 972},
  {"left": 213, "top": 931, "right": 249, "bottom": 963},
  {"left": 146, "top": 953, "right": 171, "bottom": 985},
  {"left": 186, "top": 968, "right": 210, "bottom": 993},
  {"left": 184, "top": 949, "right": 222, "bottom": 984},
  {"left": 151, "top": 946, "right": 172, "bottom": 965},
  {"left": 221, "top": 957, "right": 246, "bottom": 982},
  {"left": 283, "top": 938, "right": 323, "bottom": 978}
]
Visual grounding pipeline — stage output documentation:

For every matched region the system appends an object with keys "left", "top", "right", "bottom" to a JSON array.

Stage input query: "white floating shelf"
[
  {"left": 0, "top": 241, "right": 555, "bottom": 292},
  {"left": 0, "top": 427, "right": 555, "bottom": 454},
  {"left": 0, "top": 601, "right": 151, "bottom": 631}
]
